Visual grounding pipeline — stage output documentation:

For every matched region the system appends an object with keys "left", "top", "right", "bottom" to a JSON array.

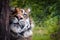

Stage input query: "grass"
[{"left": 32, "top": 27, "right": 51, "bottom": 40}]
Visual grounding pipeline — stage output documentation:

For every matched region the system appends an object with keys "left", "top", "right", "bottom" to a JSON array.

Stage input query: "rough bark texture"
[{"left": 0, "top": 0, "right": 10, "bottom": 40}]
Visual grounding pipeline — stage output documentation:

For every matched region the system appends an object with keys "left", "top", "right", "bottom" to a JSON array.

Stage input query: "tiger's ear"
[{"left": 25, "top": 8, "right": 31, "bottom": 13}]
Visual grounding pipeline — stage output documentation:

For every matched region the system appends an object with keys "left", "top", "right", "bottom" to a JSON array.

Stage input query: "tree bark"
[{"left": 0, "top": 0, "right": 10, "bottom": 40}]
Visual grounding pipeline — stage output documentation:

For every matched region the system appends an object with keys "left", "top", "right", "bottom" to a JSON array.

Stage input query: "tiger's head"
[{"left": 11, "top": 7, "right": 31, "bottom": 20}]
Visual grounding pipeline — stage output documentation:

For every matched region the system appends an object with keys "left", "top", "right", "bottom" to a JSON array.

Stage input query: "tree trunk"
[{"left": 0, "top": 0, "right": 10, "bottom": 40}]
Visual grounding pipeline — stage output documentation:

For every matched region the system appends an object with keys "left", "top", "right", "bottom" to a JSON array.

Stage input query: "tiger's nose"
[
  {"left": 20, "top": 17, "right": 23, "bottom": 19},
  {"left": 17, "top": 15, "right": 23, "bottom": 19},
  {"left": 18, "top": 16, "right": 23, "bottom": 19}
]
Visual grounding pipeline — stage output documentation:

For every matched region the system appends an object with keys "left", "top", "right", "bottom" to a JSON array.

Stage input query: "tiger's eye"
[{"left": 24, "top": 14, "right": 27, "bottom": 16}]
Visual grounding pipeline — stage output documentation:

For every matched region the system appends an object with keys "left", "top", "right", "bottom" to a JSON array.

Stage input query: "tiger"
[{"left": 10, "top": 7, "right": 34, "bottom": 40}]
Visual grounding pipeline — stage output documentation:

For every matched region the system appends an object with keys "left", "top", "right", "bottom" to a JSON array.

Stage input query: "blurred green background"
[{"left": 10, "top": 0, "right": 60, "bottom": 40}]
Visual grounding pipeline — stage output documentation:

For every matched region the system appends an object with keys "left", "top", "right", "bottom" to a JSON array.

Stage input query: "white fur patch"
[
  {"left": 24, "top": 30, "right": 33, "bottom": 37},
  {"left": 10, "top": 24, "right": 21, "bottom": 33}
]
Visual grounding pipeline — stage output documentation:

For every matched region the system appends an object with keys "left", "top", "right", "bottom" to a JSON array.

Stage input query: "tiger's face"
[{"left": 10, "top": 7, "right": 31, "bottom": 33}]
